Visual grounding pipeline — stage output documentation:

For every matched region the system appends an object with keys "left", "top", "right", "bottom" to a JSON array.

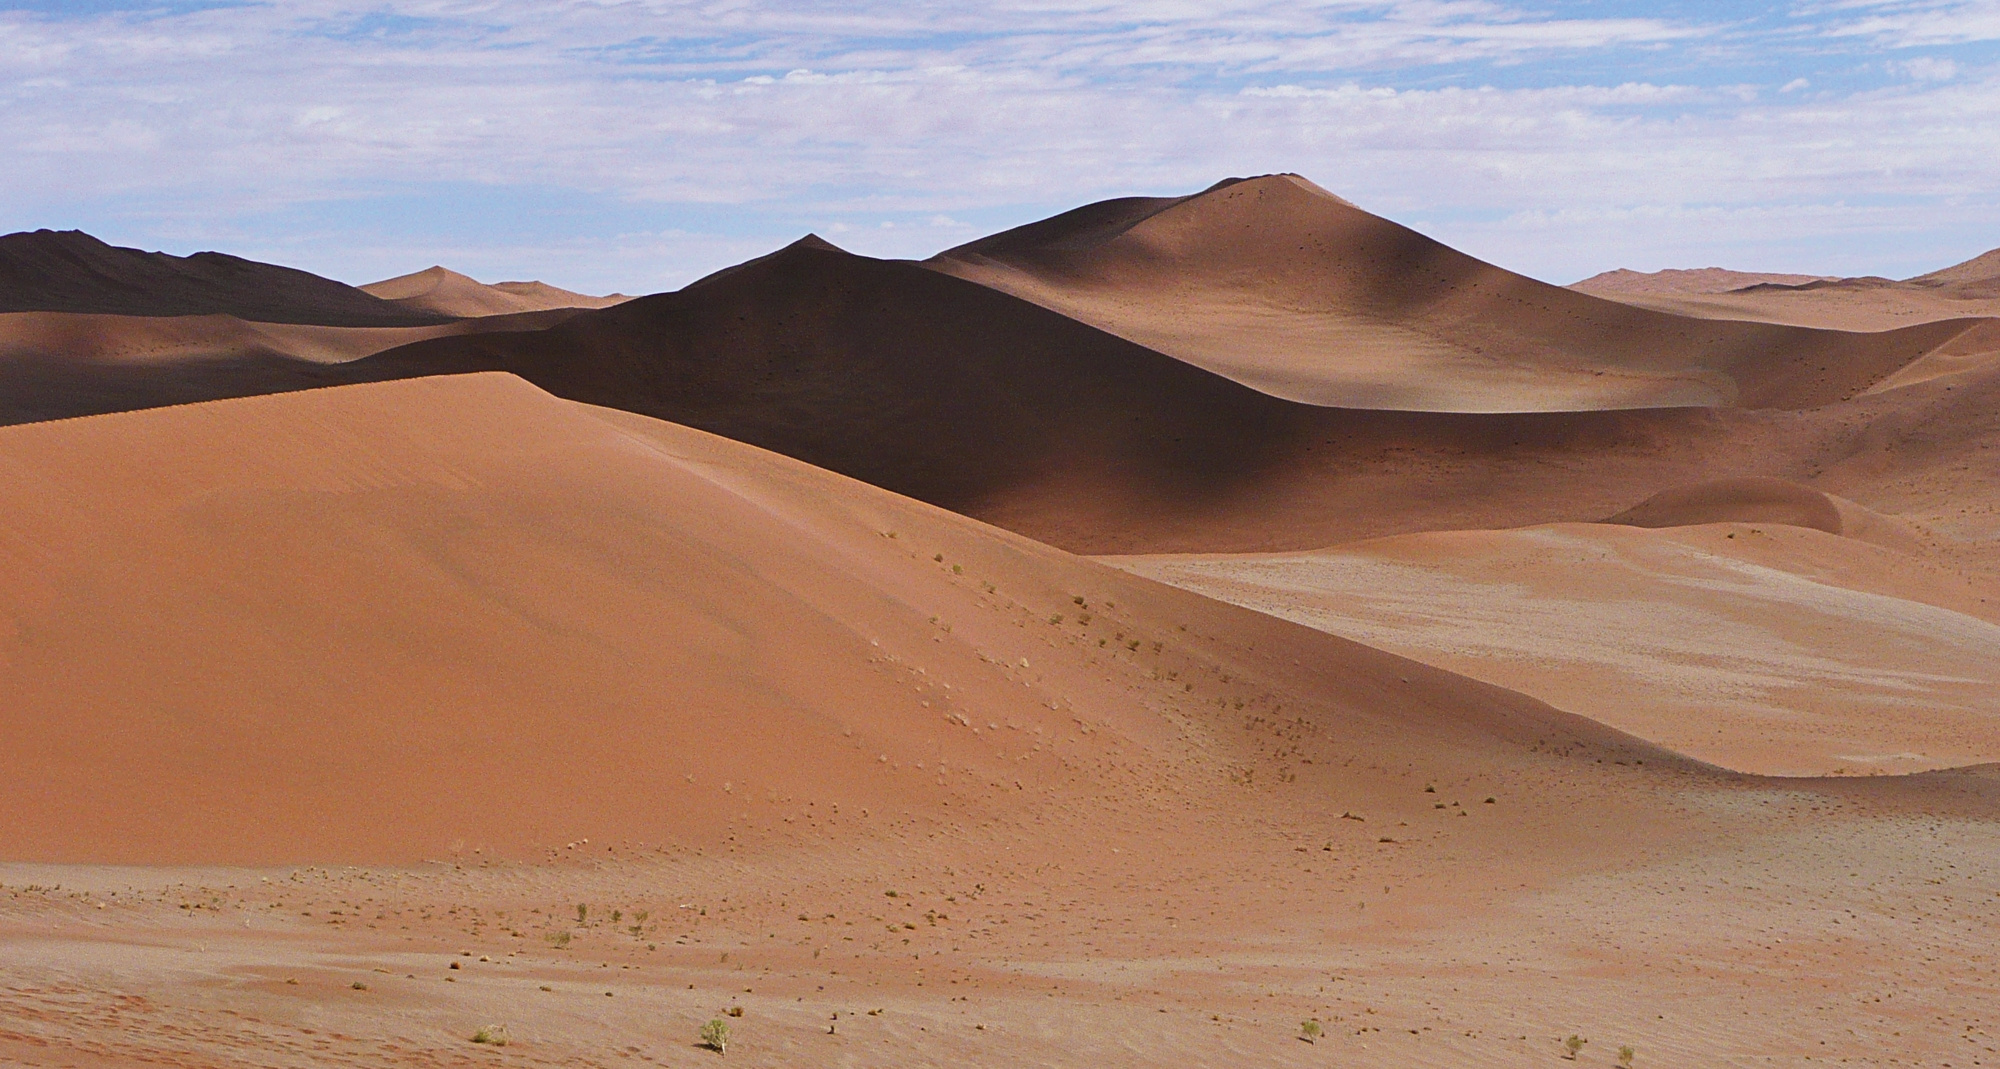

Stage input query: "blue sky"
[{"left": 2, "top": 1, "right": 1997, "bottom": 294}]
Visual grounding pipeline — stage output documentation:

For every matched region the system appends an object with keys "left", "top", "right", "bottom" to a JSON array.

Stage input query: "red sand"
[{"left": 4, "top": 180, "right": 2000, "bottom": 1067}]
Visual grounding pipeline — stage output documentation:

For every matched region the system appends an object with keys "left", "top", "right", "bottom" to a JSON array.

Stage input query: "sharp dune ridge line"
[{"left": 4, "top": 175, "right": 2000, "bottom": 1066}]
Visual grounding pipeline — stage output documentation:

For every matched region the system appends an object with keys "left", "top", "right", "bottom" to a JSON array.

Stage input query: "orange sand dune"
[
  {"left": 0, "top": 372, "right": 1663, "bottom": 866},
  {"left": 1112, "top": 520, "right": 2000, "bottom": 776},
  {"left": 925, "top": 175, "right": 1975, "bottom": 412},
  {"left": 363, "top": 266, "right": 630, "bottom": 318}
]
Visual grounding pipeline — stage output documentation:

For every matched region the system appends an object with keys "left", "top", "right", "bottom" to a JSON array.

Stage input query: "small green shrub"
[
  {"left": 546, "top": 930, "right": 571, "bottom": 948},
  {"left": 700, "top": 1018, "right": 730, "bottom": 1053},
  {"left": 1563, "top": 1034, "right": 1587, "bottom": 1059},
  {"left": 471, "top": 1024, "right": 509, "bottom": 1046},
  {"left": 1618, "top": 1045, "right": 1636, "bottom": 1066},
  {"left": 1300, "top": 1019, "right": 1323, "bottom": 1044}
]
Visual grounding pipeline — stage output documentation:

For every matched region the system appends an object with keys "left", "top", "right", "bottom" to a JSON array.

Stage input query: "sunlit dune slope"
[
  {"left": 925, "top": 175, "right": 1976, "bottom": 412},
  {"left": 0, "top": 372, "right": 1665, "bottom": 865},
  {"left": 363, "top": 266, "right": 629, "bottom": 317},
  {"left": 1111, "top": 519, "right": 2000, "bottom": 776},
  {"left": 0, "top": 229, "right": 447, "bottom": 327}
]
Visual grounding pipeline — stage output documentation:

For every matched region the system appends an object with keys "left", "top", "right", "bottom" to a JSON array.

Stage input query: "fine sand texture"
[
  {"left": 924, "top": 175, "right": 1979, "bottom": 412},
  {"left": 0, "top": 230, "right": 448, "bottom": 326},
  {"left": 363, "top": 266, "right": 630, "bottom": 318},
  {"left": 7, "top": 374, "right": 2000, "bottom": 1067}
]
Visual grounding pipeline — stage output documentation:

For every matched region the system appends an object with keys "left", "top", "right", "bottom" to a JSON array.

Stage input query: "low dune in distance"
[
  {"left": 363, "top": 266, "right": 630, "bottom": 318},
  {"left": 1575, "top": 247, "right": 2000, "bottom": 331},
  {"left": 0, "top": 307, "right": 587, "bottom": 425},
  {"left": 0, "top": 229, "right": 447, "bottom": 327},
  {"left": 1571, "top": 267, "right": 1837, "bottom": 296}
]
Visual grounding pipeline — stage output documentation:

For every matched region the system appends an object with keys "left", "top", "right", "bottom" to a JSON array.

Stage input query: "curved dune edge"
[
  {"left": 0, "top": 372, "right": 1696, "bottom": 867},
  {"left": 1602, "top": 475, "right": 1930, "bottom": 556}
]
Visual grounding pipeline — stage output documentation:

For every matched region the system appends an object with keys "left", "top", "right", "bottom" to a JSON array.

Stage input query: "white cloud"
[{"left": 1, "top": 0, "right": 1996, "bottom": 290}]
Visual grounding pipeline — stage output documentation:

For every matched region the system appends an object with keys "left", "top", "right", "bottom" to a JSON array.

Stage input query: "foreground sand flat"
[{"left": 3, "top": 375, "right": 1999, "bottom": 1066}]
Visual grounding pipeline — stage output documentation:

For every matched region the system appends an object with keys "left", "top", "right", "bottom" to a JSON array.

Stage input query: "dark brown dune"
[
  {"left": 0, "top": 229, "right": 450, "bottom": 326},
  {"left": 925, "top": 175, "right": 1977, "bottom": 412},
  {"left": 351, "top": 236, "right": 1817, "bottom": 555},
  {"left": 0, "top": 307, "right": 585, "bottom": 426}
]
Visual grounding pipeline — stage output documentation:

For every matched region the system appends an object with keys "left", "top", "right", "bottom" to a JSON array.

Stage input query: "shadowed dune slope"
[
  {"left": 926, "top": 175, "right": 1976, "bottom": 412},
  {"left": 0, "top": 308, "right": 585, "bottom": 426},
  {"left": 0, "top": 230, "right": 448, "bottom": 326},
  {"left": 350, "top": 237, "right": 1814, "bottom": 556},
  {"left": 0, "top": 372, "right": 1671, "bottom": 865},
  {"left": 363, "top": 266, "right": 630, "bottom": 317}
]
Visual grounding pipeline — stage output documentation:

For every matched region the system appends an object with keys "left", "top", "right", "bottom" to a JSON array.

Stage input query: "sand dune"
[
  {"left": 363, "top": 266, "right": 630, "bottom": 318},
  {"left": 0, "top": 372, "right": 1660, "bottom": 865},
  {"left": 1605, "top": 475, "right": 1928, "bottom": 554},
  {"left": 1571, "top": 267, "right": 1836, "bottom": 296},
  {"left": 0, "top": 307, "right": 585, "bottom": 426},
  {"left": 1578, "top": 246, "right": 2000, "bottom": 330},
  {"left": 345, "top": 234, "right": 2000, "bottom": 562},
  {"left": 0, "top": 229, "right": 446, "bottom": 326},
  {"left": 925, "top": 175, "right": 1975, "bottom": 412},
  {"left": 7, "top": 199, "right": 2000, "bottom": 1068},
  {"left": 1111, "top": 521, "right": 2000, "bottom": 776}
]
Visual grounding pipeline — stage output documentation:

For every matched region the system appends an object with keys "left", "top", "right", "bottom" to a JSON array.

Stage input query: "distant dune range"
[
  {"left": 0, "top": 230, "right": 447, "bottom": 326},
  {"left": 1574, "top": 249, "right": 2000, "bottom": 331},
  {"left": 362, "top": 265, "right": 630, "bottom": 318}
]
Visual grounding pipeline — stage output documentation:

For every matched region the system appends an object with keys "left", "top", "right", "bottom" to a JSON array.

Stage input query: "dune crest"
[
  {"left": 1604, "top": 475, "right": 1928, "bottom": 555},
  {"left": 927, "top": 175, "right": 1976, "bottom": 412}
]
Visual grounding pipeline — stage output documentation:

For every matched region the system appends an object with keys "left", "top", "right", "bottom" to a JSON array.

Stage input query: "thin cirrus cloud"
[{"left": 0, "top": 0, "right": 1994, "bottom": 293}]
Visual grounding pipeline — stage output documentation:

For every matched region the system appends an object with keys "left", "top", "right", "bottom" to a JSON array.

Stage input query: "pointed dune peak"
[
  {"left": 924, "top": 176, "right": 1967, "bottom": 413},
  {"left": 788, "top": 232, "right": 849, "bottom": 254}
]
